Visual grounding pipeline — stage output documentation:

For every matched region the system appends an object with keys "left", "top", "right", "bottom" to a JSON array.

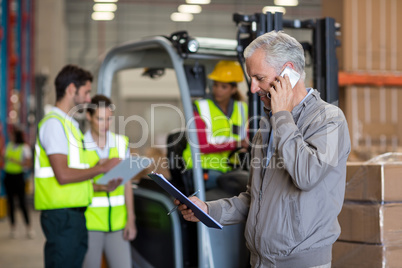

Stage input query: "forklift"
[{"left": 96, "top": 12, "right": 340, "bottom": 268}]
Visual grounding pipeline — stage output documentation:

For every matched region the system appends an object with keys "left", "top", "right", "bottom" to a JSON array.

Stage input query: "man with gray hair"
[{"left": 177, "top": 31, "right": 351, "bottom": 267}]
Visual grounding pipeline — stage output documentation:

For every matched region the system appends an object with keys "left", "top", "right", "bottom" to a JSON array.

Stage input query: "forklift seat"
[{"left": 167, "top": 131, "right": 194, "bottom": 195}]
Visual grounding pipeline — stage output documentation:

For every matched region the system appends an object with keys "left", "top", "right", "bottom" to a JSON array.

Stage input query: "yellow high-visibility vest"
[
  {"left": 34, "top": 112, "right": 93, "bottom": 210},
  {"left": 4, "top": 143, "right": 24, "bottom": 174},
  {"left": 183, "top": 99, "right": 248, "bottom": 173},
  {"left": 85, "top": 133, "right": 129, "bottom": 232}
]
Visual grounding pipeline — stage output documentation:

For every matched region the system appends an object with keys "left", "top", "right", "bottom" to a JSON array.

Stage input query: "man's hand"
[
  {"left": 175, "top": 196, "right": 208, "bottom": 222},
  {"left": 240, "top": 139, "right": 249, "bottom": 150},
  {"left": 268, "top": 74, "right": 296, "bottom": 114},
  {"left": 105, "top": 178, "right": 123, "bottom": 192},
  {"left": 99, "top": 157, "right": 121, "bottom": 173},
  {"left": 93, "top": 177, "right": 123, "bottom": 192}
]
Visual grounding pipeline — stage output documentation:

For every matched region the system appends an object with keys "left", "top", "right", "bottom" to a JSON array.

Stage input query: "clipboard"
[
  {"left": 96, "top": 156, "right": 152, "bottom": 185},
  {"left": 148, "top": 172, "right": 223, "bottom": 230}
]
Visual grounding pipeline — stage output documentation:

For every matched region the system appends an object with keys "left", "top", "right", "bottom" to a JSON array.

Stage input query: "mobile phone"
[{"left": 267, "top": 66, "right": 301, "bottom": 99}]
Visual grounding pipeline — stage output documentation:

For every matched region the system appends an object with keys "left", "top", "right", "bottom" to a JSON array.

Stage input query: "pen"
[{"left": 167, "top": 189, "right": 200, "bottom": 216}]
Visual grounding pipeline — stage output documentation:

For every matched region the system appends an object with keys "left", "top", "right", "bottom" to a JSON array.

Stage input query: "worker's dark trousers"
[
  {"left": 40, "top": 208, "right": 88, "bottom": 268},
  {"left": 4, "top": 172, "right": 30, "bottom": 226}
]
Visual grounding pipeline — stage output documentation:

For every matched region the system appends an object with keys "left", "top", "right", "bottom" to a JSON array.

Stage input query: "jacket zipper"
[{"left": 254, "top": 154, "right": 266, "bottom": 267}]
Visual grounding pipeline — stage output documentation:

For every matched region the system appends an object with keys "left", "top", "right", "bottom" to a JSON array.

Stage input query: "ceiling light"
[
  {"left": 93, "top": 3, "right": 117, "bottom": 12},
  {"left": 170, "top": 12, "right": 194, "bottom": 22},
  {"left": 91, "top": 12, "right": 115, "bottom": 21},
  {"left": 94, "top": 0, "right": 118, "bottom": 2},
  {"left": 274, "top": 0, "right": 298, "bottom": 6},
  {"left": 262, "top": 6, "right": 286, "bottom": 14},
  {"left": 178, "top": 4, "right": 202, "bottom": 14},
  {"left": 185, "top": 0, "right": 210, "bottom": 4}
]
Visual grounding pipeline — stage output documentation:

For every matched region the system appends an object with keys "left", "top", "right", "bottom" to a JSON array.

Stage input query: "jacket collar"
[{"left": 291, "top": 89, "right": 320, "bottom": 123}]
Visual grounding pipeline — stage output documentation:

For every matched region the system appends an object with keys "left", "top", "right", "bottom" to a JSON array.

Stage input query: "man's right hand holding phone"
[
  {"left": 268, "top": 66, "right": 301, "bottom": 114},
  {"left": 269, "top": 74, "right": 297, "bottom": 114}
]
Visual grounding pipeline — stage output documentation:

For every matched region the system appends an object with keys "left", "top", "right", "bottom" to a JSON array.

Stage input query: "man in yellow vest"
[{"left": 34, "top": 64, "right": 122, "bottom": 268}]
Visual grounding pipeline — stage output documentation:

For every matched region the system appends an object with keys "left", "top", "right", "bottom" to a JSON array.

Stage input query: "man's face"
[
  {"left": 246, "top": 48, "right": 277, "bottom": 108},
  {"left": 73, "top": 81, "right": 92, "bottom": 106}
]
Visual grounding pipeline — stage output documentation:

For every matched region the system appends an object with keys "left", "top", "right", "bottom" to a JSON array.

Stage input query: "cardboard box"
[
  {"left": 332, "top": 241, "right": 402, "bottom": 268},
  {"left": 338, "top": 202, "right": 402, "bottom": 244},
  {"left": 345, "top": 162, "right": 402, "bottom": 201},
  {"left": 323, "top": 0, "right": 402, "bottom": 151},
  {"left": 343, "top": 86, "right": 402, "bottom": 153},
  {"left": 323, "top": 0, "right": 402, "bottom": 72}
]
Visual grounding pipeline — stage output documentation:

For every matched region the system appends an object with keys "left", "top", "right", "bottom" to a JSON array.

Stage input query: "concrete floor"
[
  {"left": 0, "top": 196, "right": 151, "bottom": 268},
  {"left": 0, "top": 201, "right": 45, "bottom": 268}
]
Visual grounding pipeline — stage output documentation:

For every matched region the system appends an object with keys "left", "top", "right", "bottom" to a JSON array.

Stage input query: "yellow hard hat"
[{"left": 208, "top": 61, "right": 244, "bottom": 83}]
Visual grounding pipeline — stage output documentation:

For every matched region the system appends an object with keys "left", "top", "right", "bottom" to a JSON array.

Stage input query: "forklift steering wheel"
[{"left": 226, "top": 147, "right": 249, "bottom": 171}]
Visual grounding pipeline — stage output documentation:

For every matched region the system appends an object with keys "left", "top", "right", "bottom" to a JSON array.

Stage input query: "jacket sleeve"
[
  {"left": 206, "top": 168, "right": 253, "bottom": 225},
  {"left": 271, "top": 105, "right": 351, "bottom": 191}
]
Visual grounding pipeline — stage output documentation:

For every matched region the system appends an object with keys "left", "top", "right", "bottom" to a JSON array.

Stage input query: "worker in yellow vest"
[
  {"left": 83, "top": 95, "right": 137, "bottom": 268},
  {"left": 182, "top": 60, "right": 248, "bottom": 190},
  {"left": 34, "top": 65, "right": 122, "bottom": 268},
  {"left": 2, "top": 127, "right": 34, "bottom": 238}
]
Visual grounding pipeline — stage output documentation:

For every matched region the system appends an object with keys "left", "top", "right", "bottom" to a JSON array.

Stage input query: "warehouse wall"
[
  {"left": 64, "top": 1, "right": 321, "bottom": 152},
  {"left": 34, "top": 0, "right": 322, "bottom": 152},
  {"left": 34, "top": 0, "right": 67, "bottom": 106}
]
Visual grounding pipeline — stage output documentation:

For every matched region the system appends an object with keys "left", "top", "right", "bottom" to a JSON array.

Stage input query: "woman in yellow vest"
[
  {"left": 83, "top": 95, "right": 137, "bottom": 268},
  {"left": 2, "top": 127, "right": 34, "bottom": 238},
  {"left": 183, "top": 60, "right": 248, "bottom": 190}
]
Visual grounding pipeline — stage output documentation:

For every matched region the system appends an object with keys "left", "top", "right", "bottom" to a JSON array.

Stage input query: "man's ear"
[
  {"left": 284, "top": 62, "right": 295, "bottom": 69},
  {"left": 66, "top": 83, "right": 76, "bottom": 97}
]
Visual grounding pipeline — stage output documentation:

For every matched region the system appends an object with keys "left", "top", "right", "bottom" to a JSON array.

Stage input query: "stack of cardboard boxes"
[
  {"left": 333, "top": 154, "right": 402, "bottom": 267},
  {"left": 323, "top": 0, "right": 402, "bottom": 161},
  {"left": 320, "top": 0, "right": 402, "bottom": 266}
]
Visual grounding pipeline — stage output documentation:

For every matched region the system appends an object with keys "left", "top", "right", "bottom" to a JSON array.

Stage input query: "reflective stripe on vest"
[
  {"left": 85, "top": 132, "right": 129, "bottom": 232},
  {"left": 90, "top": 195, "right": 125, "bottom": 207},
  {"left": 197, "top": 99, "right": 247, "bottom": 144},
  {"left": 183, "top": 99, "right": 248, "bottom": 173},
  {"left": 4, "top": 143, "right": 24, "bottom": 174},
  {"left": 34, "top": 112, "right": 93, "bottom": 210}
]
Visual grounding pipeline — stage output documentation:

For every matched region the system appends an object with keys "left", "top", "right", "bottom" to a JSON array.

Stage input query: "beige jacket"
[{"left": 208, "top": 89, "right": 351, "bottom": 268}]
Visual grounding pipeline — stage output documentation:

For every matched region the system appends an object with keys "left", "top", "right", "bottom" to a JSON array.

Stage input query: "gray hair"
[{"left": 244, "top": 31, "right": 306, "bottom": 80}]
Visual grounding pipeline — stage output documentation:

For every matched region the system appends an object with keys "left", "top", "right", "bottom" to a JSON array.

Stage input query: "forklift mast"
[
  {"left": 233, "top": 12, "right": 341, "bottom": 141},
  {"left": 96, "top": 12, "right": 341, "bottom": 268}
]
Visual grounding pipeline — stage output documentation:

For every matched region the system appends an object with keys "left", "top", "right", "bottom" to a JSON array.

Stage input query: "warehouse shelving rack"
[
  {"left": 0, "top": 0, "right": 34, "bottom": 138},
  {"left": 0, "top": 0, "right": 34, "bottom": 218},
  {"left": 0, "top": 0, "right": 8, "bottom": 141}
]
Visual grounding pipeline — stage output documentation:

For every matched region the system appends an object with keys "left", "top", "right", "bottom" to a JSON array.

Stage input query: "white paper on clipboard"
[
  {"left": 148, "top": 172, "right": 223, "bottom": 230},
  {"left": 96, "top": 156, "right": 152, "bottom": 185}
]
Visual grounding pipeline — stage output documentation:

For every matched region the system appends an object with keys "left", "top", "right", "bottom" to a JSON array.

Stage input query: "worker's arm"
[
  {"left": 22, "top": 157, "right": 32, "bottom": 169},
  {"left": 123, "top": 180, "right": 137, "bottom": 241},
  {"left": 92, "top": 180, "right": 123, "bottom": 192},
  {"left": 22, "top": 144, "right": 32, "bottom": 169},
  {"left": 48, "top": 154, "right": 120, "bottom": 185}
]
